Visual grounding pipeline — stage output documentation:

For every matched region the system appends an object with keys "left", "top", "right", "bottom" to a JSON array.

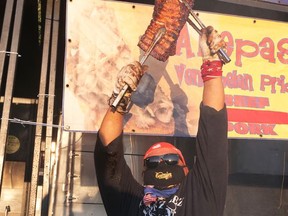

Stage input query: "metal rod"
[
  {"left": 181, "top": 0, "right": 231, "bottom": 64},
  {"left": 0, "top": 0, "right": 24, "bottom": 196},
  {"left": 111, "top": 27, "right": 166, "bottom": 109},
  {"left": 28, "top": 0, "right": 55, "bottom": 214},
  {"left": 42, "top": 0, "right": 61, "bottom": 214},
  {"left": 187, "top": 18, "right": 201, "bottom": 34},
  {"left": 181, "top": 0, "right": 205, "bottom": 29}
]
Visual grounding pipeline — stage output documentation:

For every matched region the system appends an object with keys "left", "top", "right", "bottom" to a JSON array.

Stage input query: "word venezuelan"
[{"left": 175, "top": 65, "right": 288, "bottom": 94}]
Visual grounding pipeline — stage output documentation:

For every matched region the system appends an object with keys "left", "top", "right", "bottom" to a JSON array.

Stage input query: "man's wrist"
[
  {"left": 108, "top": 92, "right": 131, "bottom": 114},
  {"left": 201, "top": 60, "right": 223, "bottom": 82}
]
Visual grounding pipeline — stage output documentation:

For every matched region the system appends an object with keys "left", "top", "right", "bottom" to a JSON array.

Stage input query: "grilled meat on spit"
[{"left": 138, "top": 0, "right": 194, "bottom": 62}]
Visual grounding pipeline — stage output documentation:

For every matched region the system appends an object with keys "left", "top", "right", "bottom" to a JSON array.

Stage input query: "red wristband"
[{"left": 201, "top": 60, "right": 223, "bottom": 82}]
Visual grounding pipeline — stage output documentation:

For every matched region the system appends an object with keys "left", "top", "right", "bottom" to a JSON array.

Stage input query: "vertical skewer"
[{"left": 111, "top": 27, "right": 166, "bottom": 109}]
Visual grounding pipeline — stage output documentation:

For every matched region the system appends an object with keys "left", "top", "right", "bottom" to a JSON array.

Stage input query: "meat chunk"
[{"left": 138, "top": 0, "right": 194, "bottom": 62}]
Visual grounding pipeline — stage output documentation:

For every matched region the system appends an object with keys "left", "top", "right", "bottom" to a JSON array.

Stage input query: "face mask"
[{"left": 143, "top": 161, "right": 185, "bottom": 189}]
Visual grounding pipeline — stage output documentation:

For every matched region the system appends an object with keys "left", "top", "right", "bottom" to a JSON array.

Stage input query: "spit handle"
[
  {"left": 182, "top": 0, "right": 231, "bottom": 64},
  {"left": 111, "top": 28, "right": 166, "bottom": 109}
]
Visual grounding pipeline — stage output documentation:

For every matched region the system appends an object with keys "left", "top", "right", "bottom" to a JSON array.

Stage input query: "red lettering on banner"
[
  {"left": 174, "top": 67, "right": 256, "bottom": 90},
  {"left": 174, "top": 64, "right": 203, "bottom": 87},
  {"left": 233, "top": 37, "right": 288, "bottom": 66},
  {"left": 260, "top": 75, "right": 288, "bottom": 93},
  {"left": 277, "top": 38, "right": 288, "bottom": 64},
  {"left": 184, "top": 68, "right": 202, "bottom": 86},
  {"left": 176, "top": 27, "right": 288, "bottom": 66},
  {"left": 235, "top": 39, "right": 259, "bottom": 67},
  {"left": 228, "top": 122, "right": 277, "bottom": 135},
  {"left": 176, "top": 25, "right": 195, "bottom": 58},
  {"left": 225, "top": 95, "right": 269, "bottom": 109},
  {"left": 259, "top": 37, "right": 276, "bottom": 63},
  {"left": 223, "top": 70, "right": 254, "bottom": 91}
]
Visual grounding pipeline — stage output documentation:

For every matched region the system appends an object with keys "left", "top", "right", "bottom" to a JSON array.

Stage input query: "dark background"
[{"left": 0, "top": 0, "right": 288, "bottom": 215}]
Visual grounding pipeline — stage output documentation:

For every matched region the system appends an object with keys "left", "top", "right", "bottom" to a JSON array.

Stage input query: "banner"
[{"left": 63, "top": 0, "right": 288, "bottom": 139}]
